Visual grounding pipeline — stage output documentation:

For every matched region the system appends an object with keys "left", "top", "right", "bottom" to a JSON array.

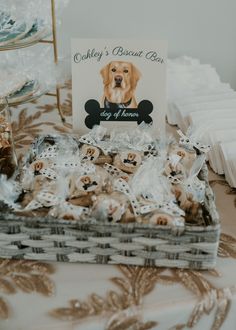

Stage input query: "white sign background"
[{"left": 71, "top": 39, "right": 167, "bottom": 135}]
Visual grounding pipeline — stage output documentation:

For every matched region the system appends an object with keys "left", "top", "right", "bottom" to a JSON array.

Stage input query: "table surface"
[{"left": 1, "top": 82, "right": 236, "bottom": 330}]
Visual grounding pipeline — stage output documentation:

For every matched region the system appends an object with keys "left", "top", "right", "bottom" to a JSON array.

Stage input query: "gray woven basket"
[
  {"left": 0, "top": 163, "right": 220, "bottom": 269},
  {"left": 0, "top": 134, "right": 220, "bottom": 269}
]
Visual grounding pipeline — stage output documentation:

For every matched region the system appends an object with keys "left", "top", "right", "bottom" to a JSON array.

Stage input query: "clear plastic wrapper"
[
  {"left": 0, "top": 0, "right": 70, "bottom": 47},
  {"left": 0, "top": 8, "right": 34, "bottom": 47},
  {"left": 0, "top": 126, "right": 212, "bottom": 228},
  {"left": 131, "top": 155, "right": 172, "bottom": 204},
  {"left": 0, "top": 47, "right": 64, "bottom": 101},
  {"left": 182, "top": 155, "right": 206, "bottom": 203},
  {"left": 0, "top": 174, "right": 21, "bottom": 208}
]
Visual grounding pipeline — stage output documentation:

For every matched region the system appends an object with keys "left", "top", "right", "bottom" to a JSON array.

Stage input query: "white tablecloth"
[{"left": 1, "top": 83, "right": 236, "bottom": 330}]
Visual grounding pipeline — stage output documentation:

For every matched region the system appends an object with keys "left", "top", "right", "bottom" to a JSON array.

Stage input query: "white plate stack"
[{"left": 168, "top": 56, "right": 236, "bottom": 188}]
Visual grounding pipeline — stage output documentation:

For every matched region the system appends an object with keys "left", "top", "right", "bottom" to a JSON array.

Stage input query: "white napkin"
[
  {"left": 220, "top": 140, "right": 236, "bottom": 187},
  {"left": 176, "top": 99, "right": 236, "bottom": 132},
  {"left": 208, "top": 129, "right": 236, "bottom": 174},
  {"left": 167, "top": 85, "right": 233, "bottom": 125},
  {"left": 189, "top": 108, "right": 236, "bottom": 128}
]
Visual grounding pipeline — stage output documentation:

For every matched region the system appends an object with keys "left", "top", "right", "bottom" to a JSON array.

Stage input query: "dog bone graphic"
[{"left": 84, "top": 99, "right": 153, "bottom": 129}]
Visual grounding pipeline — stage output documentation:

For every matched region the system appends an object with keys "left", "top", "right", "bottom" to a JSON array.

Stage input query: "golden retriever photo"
[{"left": 100, "top": 61, "right": 141, "bottom": 109}]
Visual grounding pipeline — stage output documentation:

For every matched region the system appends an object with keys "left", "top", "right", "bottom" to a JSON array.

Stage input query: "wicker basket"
[{"left": 0, "top": 163, "right": 220, "bottom": 269}]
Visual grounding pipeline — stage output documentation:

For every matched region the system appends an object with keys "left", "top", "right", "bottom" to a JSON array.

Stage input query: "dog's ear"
[
  {"left": 131, "top": 63, "right": 141, "bottom": 90},
  {"left": 100, "top": 63, "right": 110, "bottom": 86}
]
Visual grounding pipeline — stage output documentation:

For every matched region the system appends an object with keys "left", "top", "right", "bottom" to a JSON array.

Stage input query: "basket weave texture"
[{"left": 0, "top": 163, "right": 220, "bottom": 269}]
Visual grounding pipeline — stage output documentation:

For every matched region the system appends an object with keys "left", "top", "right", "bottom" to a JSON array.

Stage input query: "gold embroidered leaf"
[
  {"left": 49, "top": 307, "right": 80, "bottom": 321},
  {"left": 138, "top": 268, "right": 165, "bottom": 296},
  {"left": 220, "top": 233, "right": 236, "bottom": 244},
  {"left": 17, "top": 139, "right": 34, "bottom": 146},
  {"left": 1, "top": 260, "right": 55, "bottom": 276},
  {"left": 107, "top": 315, "right": 142, "bottom": 330},
  {"left": 0, "top": 258, "right": 55, "bottom": 317},
  {"left": 168, "top": 325, "right": 186, "bottom": 330},
  {"left": 157, "top": 275, "right": 180, "bottom": 285},
  {"left": 118, "top": 265, "right": 137, "bottom": 279},
  {"left": 174, "top": 270, "right": 214, "bottom": 297},
  {"left": 18, "top": 108, "right": 28, "bottom": 128},
  {"left": 106, "top": 310, "right": 157, "bottom": 330},
  {"left": 29, "top": 99, "right": 38, "bottom": 105},
  {"left": 61, "top": 95, "right": 72, "bottom": 117},
  {"left": 36, "top": 104, "right": 57, "bottom": 113},
  {"left": 111, "top": 277, "right": 131, "bottom": 295},
  {"left": 190, "top": 271, "right": 214, "bottom": 293},
  {"left": 11, "top": 121, "right": 17, "bottom": 131},
  {"left": 0, "top": 297, "right": 9, "bottom": 320},
  {"left": 174, "top": 270, "right": 202, "bottom": 296},
  {"left": 30, "top": 274, "right": 54, "bottom": 296},
  {"left": 25, "top": 261, "right": 55, "bottom": 274},
  {"left": 89, "top": 293, "right": 107, "bottom": 313},
  {"left": 10, "top": 274, "right": 35, "bottom": 293},
  {"left": 61, "top": 80, "right": 72, "bottom": 90},
  {"left": 0, "top": 279, "right": 16, "bottom": 294},
  {"left": 107, "top": 290, "right": 125, "bottom": 311},
  {"left": 24, "top": 128, "right": 42, "bottom": 135},
  {"left": 49, "top": 297, "right": 109, "bottom": 322},
  {"left": 187, "top": 291, "right": 216, "bottom": 328},
  {"left": 14, "top": 134, "right": 28, "bottom": 141},
  {"left": 211, "top": 298, "right": 231, "bottom": 330},
  {"left": 139, "top": 321, "right": 158, "bottom": 330},
  {"left": 79, "top": 301, "right": 94, "bottom": 315},
  {"left": 218, "top": 243, "right": 236, "bottom": 258},
  {"left": 31, "top": 110, "right": 42, "bottom": 121},
  {"left": 69, "top": 299, "right": 81, "bottom": 308},
  {"left": 206, "top": 269, "right": 221, "bottom": 277},
  {"left": 53, "top": 125, "right": 71, "bottom": 134},
  {"left": 64, "top": 122, "right": 73, "bottom": 129}
]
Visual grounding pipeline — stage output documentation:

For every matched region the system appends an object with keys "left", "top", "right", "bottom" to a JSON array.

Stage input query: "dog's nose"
[{"left": 115, "top": 75, "right": 123, "bottom": 84}]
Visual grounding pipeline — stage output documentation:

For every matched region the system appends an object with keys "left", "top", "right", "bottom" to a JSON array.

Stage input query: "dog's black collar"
[
  {"left": 83, "top": 181, "right": 98, "bottom": 191},
  {"left": 123, "top": 159, "right": 137, "bottom": 166},
  {"left": 104, "top": 97, "right": 132, "bottom": 109}
]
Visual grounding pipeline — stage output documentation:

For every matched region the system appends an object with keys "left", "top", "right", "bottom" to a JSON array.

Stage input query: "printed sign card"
[{"left": 71, "top": 39, "right": 167, "bottom": 135}]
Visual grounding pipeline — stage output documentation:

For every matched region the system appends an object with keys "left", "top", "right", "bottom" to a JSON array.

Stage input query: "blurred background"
[{"left": 57, "top": 0, "right": 236, "bottom": 89}]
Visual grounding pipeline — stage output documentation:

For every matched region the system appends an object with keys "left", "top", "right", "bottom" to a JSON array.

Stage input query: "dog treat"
[
  {"left": 113, "top": 150, "right": 142, "bottom": 174},
  {"left": 149, "top": 212, "right": 175, "bottom": 225},
  {"left": 165, "top": 155, "right": 186, "bottom": 182},
  {"left": 80, "top": 144, "right": 100, "bottom": 162},
  {"left": 0, "top": 127, "right": 210, "bottom": 227},
  {"left": 91, "top": 192, "right": 129, "bottom": 223},
  {"left": 172, "top": 184, "right": 201, "bottom": 222},
  {"left": 49, "top": 202, "right": 89, "bottom": 221},
  {"left": 168, "top": 144, "right": 196, "bottom": 173}
]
